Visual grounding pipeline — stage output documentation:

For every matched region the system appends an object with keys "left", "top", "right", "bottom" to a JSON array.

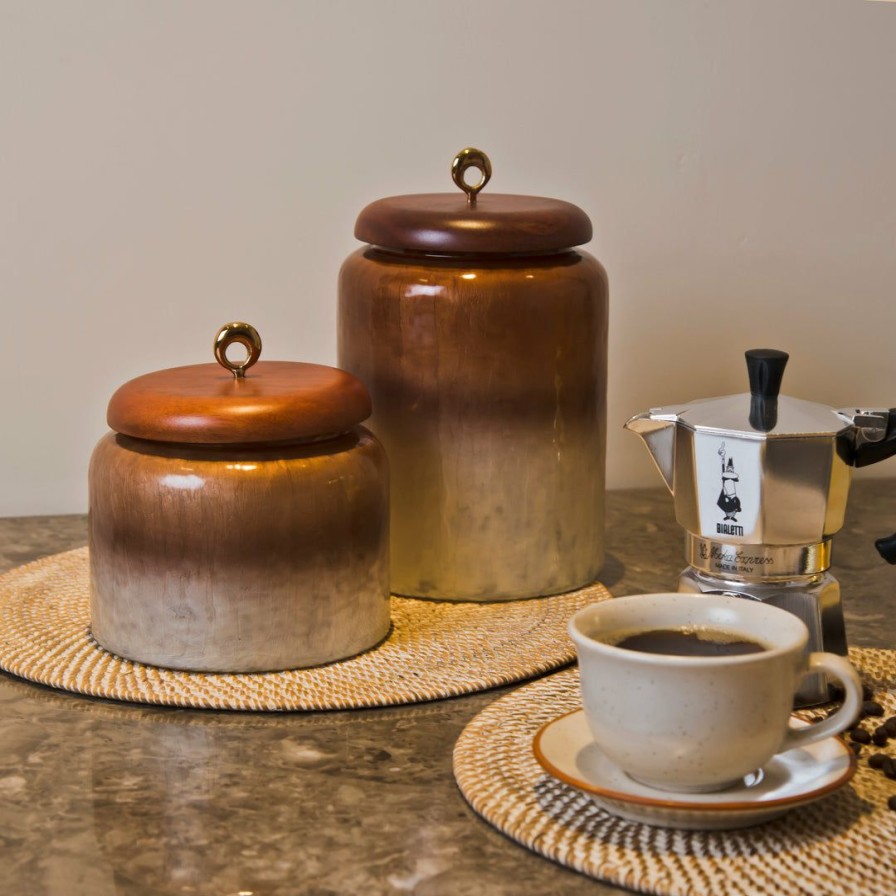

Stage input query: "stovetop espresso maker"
[{"left": 626, "top": 348, "right": 896, "bottom": 705}]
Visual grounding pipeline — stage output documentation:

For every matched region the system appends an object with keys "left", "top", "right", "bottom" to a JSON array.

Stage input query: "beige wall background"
[{"left": 2, "top": 0, "right": 895, "bottom": 516}]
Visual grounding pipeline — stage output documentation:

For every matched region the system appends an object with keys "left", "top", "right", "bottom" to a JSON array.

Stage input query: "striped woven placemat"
[
  {"left": 454, "top": 650, "right": 896, "bottom": 896},
  {"left": 0, "top": 547, "right": 610, "bottom": 711}
]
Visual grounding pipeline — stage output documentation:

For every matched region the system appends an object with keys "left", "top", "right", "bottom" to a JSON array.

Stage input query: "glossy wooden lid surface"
[
  {"left": 107, "top": 361, "right": 372, "bottom": 444},
  {"left": 354, "top": 192, "right": 592, "bottom": 255}
]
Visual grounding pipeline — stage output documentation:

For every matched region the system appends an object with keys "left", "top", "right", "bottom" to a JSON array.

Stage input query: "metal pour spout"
[{"left": 624, "top": 411, "right": 678, "bottom": 494}]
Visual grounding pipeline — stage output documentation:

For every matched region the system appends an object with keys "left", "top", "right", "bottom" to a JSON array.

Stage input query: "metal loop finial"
[
  {"left": 214, "top": 322, "right": 262, "bottom": 379},
  {"left": 451, "top": 148, "right": 492, "bottom": 206}
]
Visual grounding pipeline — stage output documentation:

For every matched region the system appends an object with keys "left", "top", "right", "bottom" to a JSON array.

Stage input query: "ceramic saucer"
[{"left": 533, "top": 709, "right": 856, "bottom": 830}]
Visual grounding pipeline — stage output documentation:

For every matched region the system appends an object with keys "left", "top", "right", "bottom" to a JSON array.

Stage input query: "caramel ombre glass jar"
[
  {"left": 338, "top": 150, "right": 608, "bottom": 601},
  {"left": 88, "top": 323, "right": 390, "bottom": 672}
]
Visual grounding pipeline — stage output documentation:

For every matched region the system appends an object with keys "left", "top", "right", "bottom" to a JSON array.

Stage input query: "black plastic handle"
[
  {"left": 745, "top": 348, "right": 789, "bottom": 432},
  {"left": 854, "top": 408, "right": 896, "bottom": 468},
  {"left": 859, "top": 409, "right": 896, "bottom": 565},
  {"left": 875, "top": 532, "right": 896, "bottom": 564}
]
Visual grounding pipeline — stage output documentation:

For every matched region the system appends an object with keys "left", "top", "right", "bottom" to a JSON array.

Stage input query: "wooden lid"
[
  {"left": 107, "top": 323, "right": 371, "bottom": 444},
  {"left": 354, "top": 148, "right": 592, "bottom": 255}
]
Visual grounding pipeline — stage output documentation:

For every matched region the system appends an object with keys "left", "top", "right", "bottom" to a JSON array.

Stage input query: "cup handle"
[{"left": 779, "top": 653, "right": 863, "bottom": 752}]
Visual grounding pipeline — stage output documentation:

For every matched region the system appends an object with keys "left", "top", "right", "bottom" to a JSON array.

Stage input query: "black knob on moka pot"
[{"left": 745, "top": 348, "right": 789, "bottom": 432}]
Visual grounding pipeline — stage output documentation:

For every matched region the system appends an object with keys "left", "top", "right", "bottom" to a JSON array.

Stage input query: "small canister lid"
[
  {"left": 107, "top": 323, "right": 372, "bottom": 444},
  {"left": 354, "top": 148, "right": 592, "bottom": 255}
]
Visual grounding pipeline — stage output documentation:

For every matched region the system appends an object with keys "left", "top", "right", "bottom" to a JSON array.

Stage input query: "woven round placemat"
[
  {"left": 454, "top": 649, "right": 896, "bottom": 896},
  {"left": 0, "top": 547, "right": 610, "bottom": 711}
]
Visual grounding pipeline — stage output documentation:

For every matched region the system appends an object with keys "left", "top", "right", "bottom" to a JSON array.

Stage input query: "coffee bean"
[
  {"left": 889, "top": 796, "right": 896, "bottom": 812},
  {"left": 849, "top": 742, "right": 863, "bottom": 756},
  {"left": 872, "top": 726, "right": 890, "bottom": 747},
  {"left": 863, "top": 701, "right": 885, "bottom": 718},
  {"left": 883, "top": 758, "right": 896, "bottom": 780},
  {"left": 869, "top": 753, "right": 889, "bottom": 769},
  {"left": 850, "top": 728, "right": 872, "bottom": 744},
  {"left": 861, "top": 684, "right": 873, "bottom": 701},
  {"left": 884, "top": 717, "right": 896, "bottom": 737}
]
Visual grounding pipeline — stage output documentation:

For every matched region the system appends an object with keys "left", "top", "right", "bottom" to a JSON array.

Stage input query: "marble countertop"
[{"left": 1, "top": 482, "right": 894, "bottom": 896}]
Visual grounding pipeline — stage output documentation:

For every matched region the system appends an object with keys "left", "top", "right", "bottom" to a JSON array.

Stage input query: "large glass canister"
[{"left": 338, "top": 149, "right": 608, "bottom": 601}]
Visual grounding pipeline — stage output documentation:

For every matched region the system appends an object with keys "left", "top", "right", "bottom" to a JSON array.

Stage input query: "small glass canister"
[
  {"left": 338, "top": 149, "right": 608, "bottom": 601},
  {"left": 88, "top": 323, "right": 390, "bottom": 672}
]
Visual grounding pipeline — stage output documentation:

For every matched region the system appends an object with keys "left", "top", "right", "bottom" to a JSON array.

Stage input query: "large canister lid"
[
  {"left": 354, "top": 148, "right": 592, "bottom": 255},
  {"left": 107, "top": 323, "right": 372, "bottom": 444}
]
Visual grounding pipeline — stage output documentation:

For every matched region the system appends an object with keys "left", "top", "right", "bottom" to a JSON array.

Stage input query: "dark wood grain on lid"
[
  {"left": 354, "top": 193, "right": 592, "bottom": 255},
  {"left": 107, "top": 361, "right": 372, "bottom": 444}
]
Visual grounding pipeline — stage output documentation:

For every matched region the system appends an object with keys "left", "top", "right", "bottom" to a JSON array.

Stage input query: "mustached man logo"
[{"left": 716, "top": 442, "right": 744, "bottom": 535}]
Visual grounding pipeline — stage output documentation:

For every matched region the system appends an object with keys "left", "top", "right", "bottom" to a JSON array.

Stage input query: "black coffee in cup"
[{"left": 611, "top": 627, "right": 768, "bottom": 657}]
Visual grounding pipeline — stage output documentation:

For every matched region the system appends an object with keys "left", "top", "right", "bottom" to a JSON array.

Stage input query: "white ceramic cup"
[{"left": 568, "top": 593, "right": 862, "bottom": 793}]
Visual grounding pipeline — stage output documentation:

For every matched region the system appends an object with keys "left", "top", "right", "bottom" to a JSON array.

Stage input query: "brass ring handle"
[
  {"left": 213, "top": 322, "right": 262, "bottom": 378},
  {"left": 451, "top": 147, "right": 492, "bottom": 206}
]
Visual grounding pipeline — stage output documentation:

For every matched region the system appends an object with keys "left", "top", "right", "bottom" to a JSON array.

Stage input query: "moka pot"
[{"left": 625, "top": 348, "right": 896, "bottom": 705}]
